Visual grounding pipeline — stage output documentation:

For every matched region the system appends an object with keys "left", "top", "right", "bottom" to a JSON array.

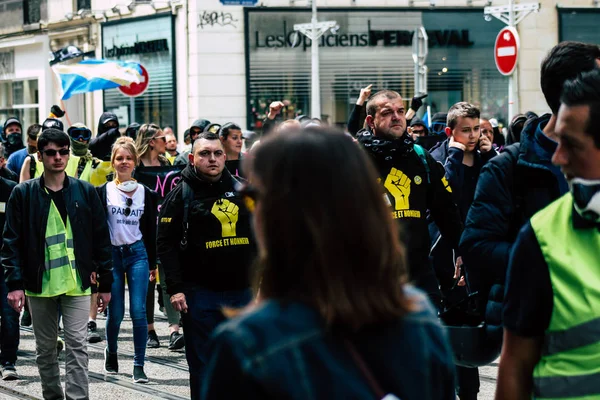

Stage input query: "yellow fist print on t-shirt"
[
  {"left": 384, "top": 167, "right": 412, "bottom": 210},
  {"left": 211, "top": 199, "right": 239, "bottom": 237}
]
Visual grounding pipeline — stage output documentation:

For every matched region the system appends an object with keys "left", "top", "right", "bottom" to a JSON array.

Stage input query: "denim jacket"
[{"left": 201, "top": 286, "right": 456, "bottom": 400}]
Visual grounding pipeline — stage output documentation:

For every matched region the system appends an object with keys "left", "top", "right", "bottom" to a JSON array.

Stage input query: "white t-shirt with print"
[{"left": 106, "top": 181, "right": 145, "bottom": 246}]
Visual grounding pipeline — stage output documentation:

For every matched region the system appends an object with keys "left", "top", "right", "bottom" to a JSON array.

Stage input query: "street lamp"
[{"left": 294, "top": 1, "right": 338, "bottom": 119}]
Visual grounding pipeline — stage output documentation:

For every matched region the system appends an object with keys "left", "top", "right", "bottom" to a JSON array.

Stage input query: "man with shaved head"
[
  {"left": 156, "top": 132, "right": 256, "bottom": 399},
  {"left": 357, "top": 90, "right": 463, "bottom": 308}
]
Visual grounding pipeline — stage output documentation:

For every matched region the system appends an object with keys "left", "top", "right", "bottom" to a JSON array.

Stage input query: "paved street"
[
  {"left": 0, "top": 290, "right": 499, "bottom": 399},
  {"left": 0, "top": 290, "right": 190, "bottom": 400}
]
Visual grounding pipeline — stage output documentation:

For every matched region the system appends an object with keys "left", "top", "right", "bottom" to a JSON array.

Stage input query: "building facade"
[
  {"left": 190, "top": 0, "right": 600, "bottom": 132},
  {"left": 0, "top": 0, "right": 597, "bottom": 141}
]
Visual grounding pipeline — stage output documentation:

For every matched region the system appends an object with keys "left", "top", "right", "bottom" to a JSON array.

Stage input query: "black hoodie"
[
  {"left": 157, "top": 165, "right": 256, "bottom": 294},
  {"left": 173, "top": 119, "right": 211, "bottom": 166},
  {"left": 90, "top": 112, "right": 120, "bottom": 161},
  {"left": 357, "top": 131, "right": 463, "bottom": 301}
]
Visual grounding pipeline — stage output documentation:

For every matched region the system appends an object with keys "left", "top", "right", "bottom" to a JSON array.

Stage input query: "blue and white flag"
[{"left": 52, "top": 59, "right": 143, "bottom": 100}]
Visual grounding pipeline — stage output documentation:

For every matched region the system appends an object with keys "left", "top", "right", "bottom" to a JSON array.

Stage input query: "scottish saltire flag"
[{"left": 52, "top": 60, "right": 143, "bottom": 100}]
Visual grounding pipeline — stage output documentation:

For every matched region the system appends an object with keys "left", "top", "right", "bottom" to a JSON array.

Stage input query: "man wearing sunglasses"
[
  {"left": 157, "top": 132, "right": 256, "bottom": 399},
  {"left": 20, "top": 123, "right": 97, "bottom": 183},
  {"left": 2, "top": 128, "right": 112, "bottom": 400}
]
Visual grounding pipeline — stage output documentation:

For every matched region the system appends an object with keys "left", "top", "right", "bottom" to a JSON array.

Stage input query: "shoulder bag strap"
[
  {"left": 412, "top": 144, "right": 431, "bottom": 184},
  {"left": 343, "top": 339, "right": 386, "bottom": 399}
]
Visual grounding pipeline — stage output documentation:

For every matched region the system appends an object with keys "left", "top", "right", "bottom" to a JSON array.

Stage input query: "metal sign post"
[
  {"left": 484, "top": 0, "right": 539, "bottom": 121},
  {"left": 294, "top": 1, "right": 338, "bottom": 119}
]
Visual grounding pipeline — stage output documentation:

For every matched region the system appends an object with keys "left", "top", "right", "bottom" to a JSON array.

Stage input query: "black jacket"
[
  {"left": 460, "top": 114, "right": 566, "bottom": 296},
  {"left": 0, "top": 177, "right": 16, "bottom": 239},
  {"left": 429, "top": 139, "right": 496, "bottom": 290},
  {"left": 96, "top": 183, "right": 159, "bottom": 270},
  {"left": 90, "top": 112, "right": 120, "bottom": 161},
  {"left": 348, "top": 104, "right": 367, "bottom": 136},
  {"left": 357, "top": 131, "right": 463, "bottom": 290},
  {"left": 1, "top": 175, "right": 113, "bottom": 293},
  {"left": 157, "top": 165, "right": 256, "bottom": 295},
  {"left": 0, "top": 167, "right": 17, "bottom": 183}
]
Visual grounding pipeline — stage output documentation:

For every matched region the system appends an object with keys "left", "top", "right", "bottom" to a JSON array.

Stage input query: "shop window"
[
  {"left": 102, "top": 15, "right": 176, "bottom": 132},
  {"left": 246, "top": 9, "right": 509, "bottom": 131},
  {"left": 0, "top": 79, "right": 39, "bottom": 139}
]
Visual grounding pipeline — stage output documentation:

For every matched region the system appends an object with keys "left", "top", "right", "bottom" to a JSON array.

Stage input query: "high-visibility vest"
[
  {"left": 26, "top": 196, "right": 90, "bottom": 297},
  {"left": 31, "top": 154, "right": 92, "bottom": 182},
  {"left": 33, "top": 155, "right": 93, "bottom": 182},
  {"left": 530, "top": 193, "right": 600, "bottom": 400}
]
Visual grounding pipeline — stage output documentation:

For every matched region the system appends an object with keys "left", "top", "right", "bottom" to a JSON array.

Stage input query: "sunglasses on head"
[
  {"left": 42, "top": 148, "right": 70, "bottom": 157},
  {"left": 124, "top": 197, "right": 133, "bottom": 217},
  {"left": 238, "top": 183, "right": 259, "bottom": 213},
  {"left": 68, "top": 127, "right": 91, "bottom": 141}
]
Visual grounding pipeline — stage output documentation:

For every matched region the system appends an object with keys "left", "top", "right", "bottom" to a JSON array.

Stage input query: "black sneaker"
[
  {"left": 104, "top": 347, "right": 118, "bottom": 374},
  {"left": 20, "top": 310, "right": 31, "bottom": 327},
  {"left": 87, "top": 321, "right": 102, "bottom": 343},
  {"left": 147, "top": 330, "right": 160, "bottom": 348},
  {"left": 0, "top": 362, "right": 18, "bottom": 380},
  {"left": 168, "top": 331, "right": 185, "bottom": 350},
  {"left": 132, "top": 366, "right": 148, "bottom": 383}
]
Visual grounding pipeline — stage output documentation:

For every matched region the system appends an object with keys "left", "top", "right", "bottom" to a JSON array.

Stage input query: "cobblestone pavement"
[{"left": 0, "top": 290, "right": 498, "bottom": 399}]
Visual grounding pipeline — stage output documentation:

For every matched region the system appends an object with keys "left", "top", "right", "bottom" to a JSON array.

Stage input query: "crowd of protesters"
[{"left": 0, "top": 40, "right": 598, "bottom": 400}]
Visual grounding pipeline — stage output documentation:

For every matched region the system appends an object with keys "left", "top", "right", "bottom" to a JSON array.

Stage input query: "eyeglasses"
[
  {"left": 42, "top": 148, "right": 70, "bottom": 157},
  {"left": 124, "top": 197, "right": 133, "bottom": 217},
  {"left": 152, "top": 136, "right": 166, "bottom": 142},
  {"left": 411, "top": 129, "right": 425, "bottom": 135},
  {"left": 68, "top": 127, "right": 91, "bottom": 141},
  {"left": 238, "top": 184, "right": 259, "bottom": 213}
]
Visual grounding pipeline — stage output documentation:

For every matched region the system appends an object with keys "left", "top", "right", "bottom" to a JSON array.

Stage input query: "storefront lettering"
[
  {"left": 255, "top": 20, "right": 474, "bottom": 50},
  {"left": 105, "top": 39, "right": 169, "bottom": 58},
  {"left": 198, "top": 11, "right": 238, "bottom": 29}
]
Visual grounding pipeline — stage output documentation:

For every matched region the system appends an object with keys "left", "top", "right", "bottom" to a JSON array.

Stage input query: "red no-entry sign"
[
  {"left": 119, "top": 64, "right": 149, "bottom": 97},
  {"left": 494, "top": 27, "right": 519, "bottom": 76}
]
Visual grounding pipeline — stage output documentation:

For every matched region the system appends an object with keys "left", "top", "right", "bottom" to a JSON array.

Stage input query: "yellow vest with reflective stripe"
[
  {"left": 530, "top": 193, "right": 600, "bottom": 400},
  {"left": 26, "top": 197, "right": 90, "bottom": 297},
  {"left": 33, "top": 155, "right": 92, "bottom": 182}
]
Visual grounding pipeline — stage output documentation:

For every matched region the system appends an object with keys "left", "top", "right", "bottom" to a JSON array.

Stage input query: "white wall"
[
  {"left": 47, "top": 0, "right": 75, "bottom": 23},
  {"left": 189, "top": 0, "right": 246, "bottom": 129}
]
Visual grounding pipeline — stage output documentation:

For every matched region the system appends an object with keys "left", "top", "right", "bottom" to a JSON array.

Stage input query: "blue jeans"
[
  {"left": 182, "top": 287, "right": 252, "bottom": 400},
  {"left": 106, "top": 240, "right": 149, "bottom": 367},
  {"left": 0, "top": 277, "right": 19, "bottom": 364}
]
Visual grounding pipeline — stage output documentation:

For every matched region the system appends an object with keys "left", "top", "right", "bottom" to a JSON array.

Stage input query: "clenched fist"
[{"left": 384, "top": 168, "right": 412, "bottom": 210}]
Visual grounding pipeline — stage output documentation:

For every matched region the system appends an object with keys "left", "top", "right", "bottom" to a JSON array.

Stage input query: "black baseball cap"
[
  {"left": 42, "top": 118, "right": 64, "bottom": 132},
  {"left": 3, "top": 117, "right": 22, "bottom": 131}
]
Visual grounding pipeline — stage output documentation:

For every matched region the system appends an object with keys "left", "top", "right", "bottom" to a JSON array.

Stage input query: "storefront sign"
[
  {"left": 104, "top": 39, "right": 169, "bottom": 58},
  {"left": 255, "top": 21, "right": 474, "bottom": 51}
]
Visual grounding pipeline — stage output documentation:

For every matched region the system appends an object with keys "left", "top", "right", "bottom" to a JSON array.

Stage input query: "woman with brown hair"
[{"left": 201, "top": 127, "right": 456, "bottom": 399}]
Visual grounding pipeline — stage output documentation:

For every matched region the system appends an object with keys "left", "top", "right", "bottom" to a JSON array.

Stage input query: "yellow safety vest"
[
  {"left": 26, "top": 195, "right": 90, "bottom": 297},
  {"left": 33, "top": 155, "right": 93, "bottom": 182}
]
